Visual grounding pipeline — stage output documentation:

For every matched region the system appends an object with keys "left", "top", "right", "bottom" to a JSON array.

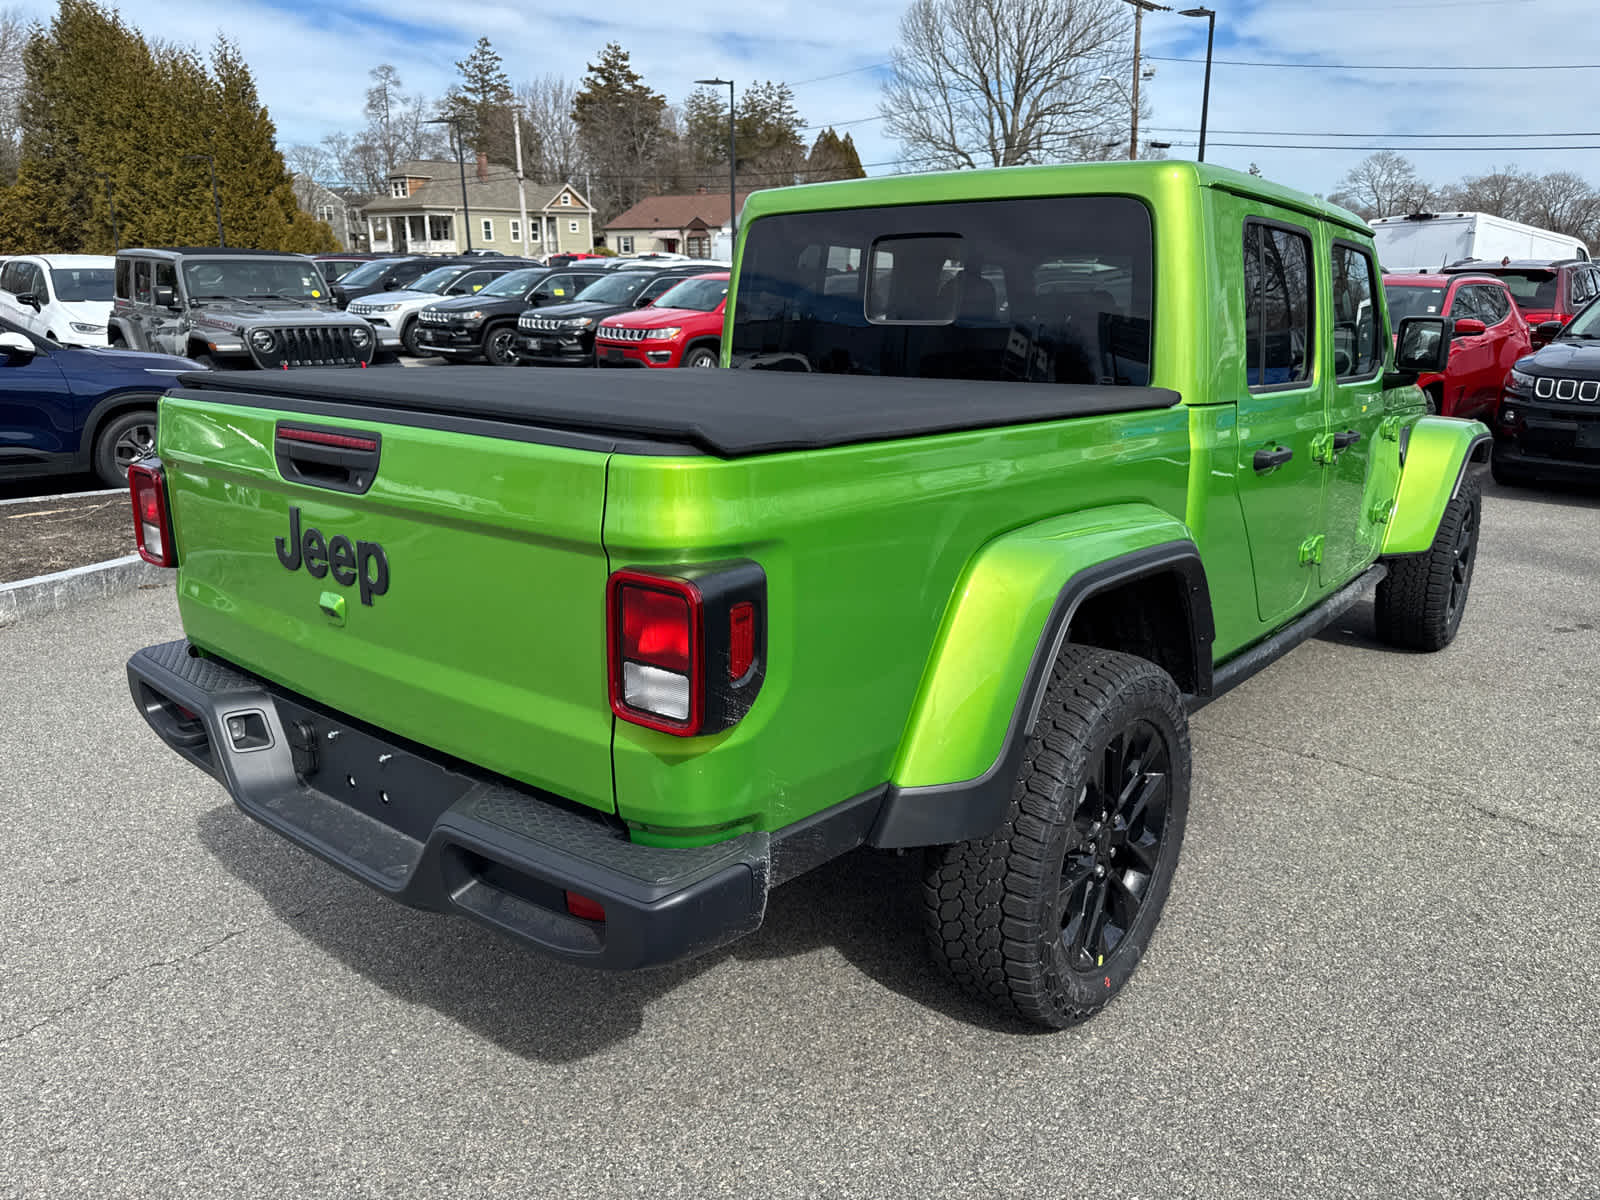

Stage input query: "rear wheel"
[
  {"left": 923, "top": 646, "right": 1190, "bottom": 1029},
  {"left": 682, "top": 345, "right": 719, "bottom": 369},
  {"left": 1375, "top": 476, "right": 1481, "bottom": 652},
  {"left": 482, "top": 323, "right": 518, "bottom": 365},
  {"left": 92, "top": 409, "right": 157, "bottom": 487}
]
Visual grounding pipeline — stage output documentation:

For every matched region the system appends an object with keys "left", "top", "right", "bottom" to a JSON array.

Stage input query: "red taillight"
[
  {"left": 609, "top": 572, "right": 702, "bottom": 734},
  {"left": 607, "top": 563, "right": 767, "bottom": 738},
  {"left": 128, "top": 459, "right": 176, "bottom": 568},
  {"left": 564, "top": 891, "right": 606, "bottom": 922},
  {"left": 729, "top": 602, "right": 754, "bottom": 679}
]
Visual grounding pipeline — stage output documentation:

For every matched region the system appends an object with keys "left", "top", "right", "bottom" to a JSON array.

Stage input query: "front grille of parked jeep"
[
  {"left": 419, "top": 309, "right": 457, "bottom": 325},
  {"left": 520, "top": 317, "right": 564, "bottom": 333},
  {"left": 1533, "top": 376, "right": 1600, "bottom": 402},
  {"left": 598, "top": 326, "right": 649, "bottom": 343},
  {"left": 258, "top": 326, "right": 364, "bottom": 368}
]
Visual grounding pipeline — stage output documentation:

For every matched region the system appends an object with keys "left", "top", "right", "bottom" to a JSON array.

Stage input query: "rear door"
[
  {"left": 1233, "top": 214, "right": 1326, "bottom": 624},
  {"left": 1320, "top": 239, "right": 1390, "bottom": 587}
]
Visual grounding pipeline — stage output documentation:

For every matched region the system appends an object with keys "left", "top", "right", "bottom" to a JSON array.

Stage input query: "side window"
[
  {"left": 1481, "top": 285, "right": 1511, "bottom": 324},
  {"left": 639, "top": 277, "right": 679, "bottom": 304},
  {"left": 154, "top": 261, "right": 178, "bottom": 302},
  {"left": 1446, "top": 285, "right": 1480, "bottom": 319},
  {"left": 133, "top": 262, "right": 152, "bottom": 305},
  {"left": 1244, "top": 220, "right": 1313, "bottom": 388},
  {"left": 0, "top": 261, "right": 18, "bottom": 294},
  {"left": 1330, "top": 243, "right": 1381, "bottom": 378},
  {"left": 115, "top": 258, "right": 131, "bottom": 300},
  {"left": 20, "top": 263, "right": 44, "bottom": 297}
]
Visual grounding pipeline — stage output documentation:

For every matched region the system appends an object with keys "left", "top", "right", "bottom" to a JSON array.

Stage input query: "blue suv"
[{"left": 0, "top": 314, "right": 199, "bottom": 487}]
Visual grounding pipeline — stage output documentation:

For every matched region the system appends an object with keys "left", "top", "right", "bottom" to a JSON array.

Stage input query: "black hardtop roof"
[
  {"left": 171, "top": 367, "right": 1179, "bottom": 458},
  {"left": 119, "top": 247, "right": 313, "bottom": 259}
]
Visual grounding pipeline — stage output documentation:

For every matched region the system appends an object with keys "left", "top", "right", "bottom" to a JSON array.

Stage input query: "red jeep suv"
[
  {"left": 1383, "top": 271, "right": 1530, "bottom": 420},
  {"left": 594, "top": 272, "right": 728, "bottom": 368},
  {"left": 1442, "top": 258, "right": 1600, "bottom": 347}
]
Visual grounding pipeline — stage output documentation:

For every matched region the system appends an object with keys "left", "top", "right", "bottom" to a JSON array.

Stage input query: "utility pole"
[
  {"left": 513, "top": 112, "right": 531, "bottom": 257},
  {"left": 424, "top": 117, "right": 472, "bottom": 251},
  {"left": 1122, "top": 0, "right": 1170, "bottom": 160}
]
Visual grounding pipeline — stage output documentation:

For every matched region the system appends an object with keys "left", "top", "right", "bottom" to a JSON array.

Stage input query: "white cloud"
[{"left": 12, "top": 0, "right": 1600, "bottom": 203}]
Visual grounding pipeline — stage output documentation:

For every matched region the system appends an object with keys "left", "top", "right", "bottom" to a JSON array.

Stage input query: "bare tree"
[
  {"left": 1328, "top": 152, "right": 1435, "bottom": 220},
  {"left": 879, "top": 0, "right": 1132, "bottom": 170},
  {"left": 519, "top": 74, "right": 583, "bottom": 183},
  {"left": 1443, "top": 166, "right": 1534, "bottom": 222},
  {"left": 0, "top": 6, "right": 29, "bottom": 183},
  {"left": 1527, "top": 170, "right": 1599, "bottom": 243}
]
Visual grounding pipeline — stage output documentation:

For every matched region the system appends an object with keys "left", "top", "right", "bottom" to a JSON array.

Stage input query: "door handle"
[
  {"left": 1332, "top": 430, "right": 1362, "bottom": 450},
  {"left": 1253, "top": 445, "right": 1294, "bottom": 472}
]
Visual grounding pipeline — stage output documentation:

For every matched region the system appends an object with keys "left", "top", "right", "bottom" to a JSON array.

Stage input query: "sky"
[{"left": 13, "top": 0, "right": 1600, "bottom": 199}]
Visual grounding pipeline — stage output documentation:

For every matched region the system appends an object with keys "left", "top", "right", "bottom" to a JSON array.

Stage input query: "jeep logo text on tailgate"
[{"left": 275, "top": 506, "right": 390, "bottom": 606}]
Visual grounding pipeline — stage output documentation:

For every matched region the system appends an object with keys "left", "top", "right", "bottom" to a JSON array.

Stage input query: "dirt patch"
[{"left": 1, "top": 493, "right": 137, "bottom": 584}]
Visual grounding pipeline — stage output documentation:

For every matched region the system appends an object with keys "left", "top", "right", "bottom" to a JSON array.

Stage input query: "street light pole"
[
  {"left": 183, "top": 154, "right": 224, "bottom": 246},
  {"left": 1179, "top": 7, "right": 1216, "bottom": 163},
  {"left": 695, "top": 77, "right": 737, "bottom": 243},
  {"left": 425, "top": 117, "right": 472, "bottom": 251}
]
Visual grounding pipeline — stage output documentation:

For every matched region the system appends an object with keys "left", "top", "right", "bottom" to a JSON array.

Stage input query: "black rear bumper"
[{"left": 127, "top": 640, "right": 790, "bottom": 969}]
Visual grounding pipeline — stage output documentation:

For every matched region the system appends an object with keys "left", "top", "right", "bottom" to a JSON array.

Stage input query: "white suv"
[{"left": 0, "top": 254, "right": 116, "bottom": 347}]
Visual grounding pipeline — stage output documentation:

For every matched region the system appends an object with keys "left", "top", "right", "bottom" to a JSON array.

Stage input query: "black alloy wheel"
[
  {"left": 400, "top": 318, "right": 425, "bottom": 357},
  {"left": 483, "top": 324, "right": 518, "bottom": 365},
  {"left": 1059, "top": 721, "right": 1172, "bottom": 972}
]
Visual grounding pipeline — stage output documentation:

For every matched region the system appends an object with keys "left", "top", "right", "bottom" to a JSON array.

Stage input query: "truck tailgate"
[{"left": 158, "top": 391, "right": 616, "bottom": 814}]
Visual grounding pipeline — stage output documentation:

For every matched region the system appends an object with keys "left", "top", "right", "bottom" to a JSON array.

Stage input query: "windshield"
[
  {"left": 1383, "top": 285, "right": 1446, "bottom": 321},
  {"left": 411, "top": 266, "right": 469, "bottom": 294},
  {"left": 182, "top": 258, "right": 326, "bottom": 301},
  {"left": 572, "top": 272, "right": 650, "bottom": 305},
  {"left": 51, "top": 267, "right": 114, "bottom": 302},
  {"left": 1481, "top": 270, "right": 1559, "bottom": 310},
  {"left": 482, "top": 268, "right": 543, "bottom": 297},
  {"left": 318, "top": 259, "right": 365, "bottom": 281},
  {"left": 654, "top": 276, "right": 729, "bottom": 312},
  {"left": 730, "top": 195, "right": 1153, "bottom": 383},
  {"left": 339, "top": 258, "right": 407, "bottom": 288},
  {"left": 1558, "top": 300, "right": 1600, "bottom": 339}
]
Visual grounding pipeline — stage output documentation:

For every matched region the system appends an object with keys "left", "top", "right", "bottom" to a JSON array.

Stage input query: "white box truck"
[{"left": 1371, "top": 211, "right": 1590, "bottom": 272}]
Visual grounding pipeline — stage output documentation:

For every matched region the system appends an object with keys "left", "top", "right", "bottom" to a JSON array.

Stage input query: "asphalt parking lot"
[{"left": 3, "top": 477, "right": 1598, "bottom": 1198}]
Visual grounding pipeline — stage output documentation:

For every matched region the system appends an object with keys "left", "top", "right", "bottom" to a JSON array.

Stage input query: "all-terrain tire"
[
  {"left": 923, "top": 646, "right": 1190, "bottom": 1029},
  {"left": 1374, "top": 476, "right": 1482, "bottom": 652},
  {"left": 92, "top": 409, "right": 157, "bottom": 486}
]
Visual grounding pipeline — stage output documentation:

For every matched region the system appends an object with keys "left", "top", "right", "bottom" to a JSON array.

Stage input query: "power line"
[
  {"left": 1147, "top": 54, "right": 1600, "bottom": 71},
  {"left": 1207, "top": 141, "right": 1600, "bottom": 151},
  {"left": 1148, "top": 126, "right": 1600, "bottom": 139},
  {"left": 789, "top": 63, "right": 891, "bottom": 88}
]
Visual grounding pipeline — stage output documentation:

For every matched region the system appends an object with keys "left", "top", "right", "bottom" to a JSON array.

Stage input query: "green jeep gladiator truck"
[{"left": 126, "top": 163, "right": 1486, "bottom": 1028}]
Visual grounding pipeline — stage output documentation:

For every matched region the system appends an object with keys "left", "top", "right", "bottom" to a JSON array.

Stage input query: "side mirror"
[
  {"left": 0, "top": 331, "right": 37, "bottom": 361},
  {"left": 16, "top": 292, "right": 41, "bottom": 310},
  {"left": 637, "top": 297, "right": 655, "bottom": 308},
  {"left": 383, "top": 279, "right": 400, "bottom": 290},
  {"left": 1452, "top": 317, "right": 1487, "bottom": 338},
  {"left": 1388, "top": 315, "right": 1449, "bottom": 384},
  {"left": 1536, "top": 319, "right": 1564, "bottom": 339},
  {"left": 154, "top": 285, "right": 178, "bottom": 309}
]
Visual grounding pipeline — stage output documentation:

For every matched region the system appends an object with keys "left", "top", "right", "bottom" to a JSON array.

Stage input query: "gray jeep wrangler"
[{"left": 106, "top": 247, "right": 376, "bottom": 369}]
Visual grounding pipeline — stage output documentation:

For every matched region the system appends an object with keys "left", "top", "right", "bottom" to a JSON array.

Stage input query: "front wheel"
[
  {"left": 1375, "top": 476, "right": 1481, "bottom": 652},
  {"left": 400, "top": 318, "right": 424, "bottom": 357},
  {"left": 682, "top": 346, "right": 719, "bottom": 369},
  {"left": 482, "top": 323, "right": 518, "bottom": 365},
  {"left": 924, "top": 646, "right": 1190, "bottom": 1029},
  {"left": 93, "top": 409, "right": 158, "bottom": 487}
]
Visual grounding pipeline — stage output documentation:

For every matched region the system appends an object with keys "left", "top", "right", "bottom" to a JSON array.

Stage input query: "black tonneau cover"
[{"left": 173, "top": 367, "right": 1180, "bottom": 458}]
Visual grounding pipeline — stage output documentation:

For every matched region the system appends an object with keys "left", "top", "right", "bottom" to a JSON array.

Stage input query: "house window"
[
  {"left": 428, "top": 215, "right": 452, "bottom": 242},
  {"left": 529, "top": 223, "right": 540, "bottom": 242},
  {"left": 390, "top": 179, "right": 408, "bottom": 199},
  {"left": 372, "top": 219, "right": 390, "bottom": 243},
  {"left": 568, "top": 220, "right": 579, "bottom": 234},
  {"left": 687, "top": 236, "right": 708, "bottom": 257},
  {"left": 408, "top": 215, "right": 425, "bottom": 242},
  {"left": 510, "top": 219, "right": 521, "bottom": 243},
  {"left": 315, "top": 205, "right": 335, "bottom": 223},
  {"left": 481, "top": 218, "right": 493, "bottom": 243},
  {"left": 618, "top": 235, "right": 634, "bottom": 254},
  {"left": 560, "top": 193, "right": 572, "bottom": 206}
]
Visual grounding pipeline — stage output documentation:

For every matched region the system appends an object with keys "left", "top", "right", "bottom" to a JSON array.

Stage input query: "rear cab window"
[{"left": 729, "top": 195, "right": 1153, "bottom": 385}]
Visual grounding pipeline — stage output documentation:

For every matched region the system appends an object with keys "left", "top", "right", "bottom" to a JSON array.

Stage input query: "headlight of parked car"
[
  {"left": 368, "top": 302, "right": 402, "bottom": 312},
  {"left": 70, "top": 321, "right": 106, "bottom": 335},
  {"left": 460, "top": 311, "right": 489, "bottom": 322},
  {"left": 644, "top": 327, "right": 682, "bottom": 341},
  {"left": 564, "top": 317, "right": 594, "bottom": 329},
  {"left": 249, "top": 329, "right": 276, "bottom": 353},
  {"left": 350, "top": 326, "right": 373, "bottom": 347},
  {"left": 1508, "top": 366, "right": 1534, "bottom": 392}
]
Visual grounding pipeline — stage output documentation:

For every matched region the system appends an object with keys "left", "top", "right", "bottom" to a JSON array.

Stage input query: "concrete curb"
[
  {"left": 0, "top": 486, "right": 124, "bottom": 507},
  {"left": 0, "top": 555, "right": 170, "bottom": 628}
]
